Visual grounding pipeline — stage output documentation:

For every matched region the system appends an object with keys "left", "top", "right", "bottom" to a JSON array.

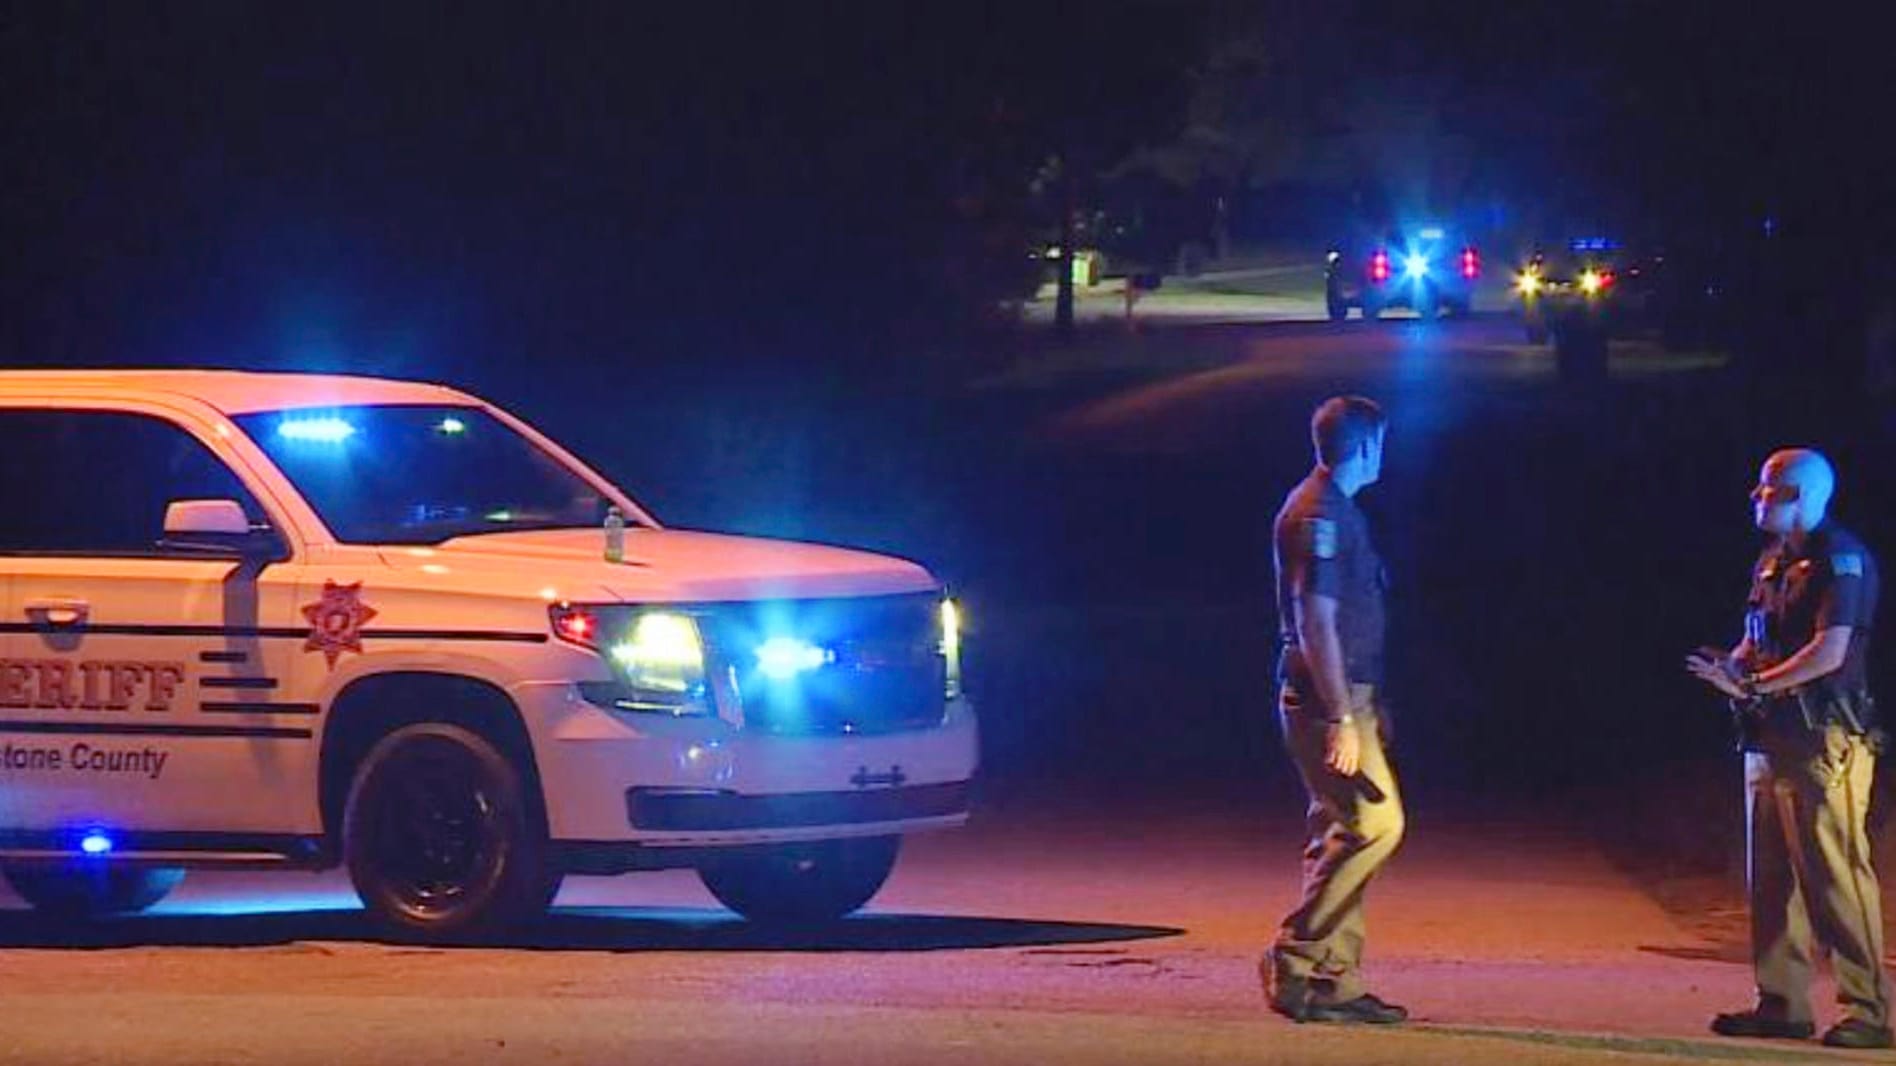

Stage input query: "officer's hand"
[
  {"left": 1325, "top": 720, "right": 1362, "bottom": 776},
  {"left": 1685, "top": 649, "right": 1747, "bottom": 699}
]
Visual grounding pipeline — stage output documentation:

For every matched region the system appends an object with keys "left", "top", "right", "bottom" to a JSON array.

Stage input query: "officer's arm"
[
  {"left": 1751, "top": 628, "right": 1852, "bottom": 694},
  {"left": 1293, "top": 591, "right": 1355, "bottom": 722}
]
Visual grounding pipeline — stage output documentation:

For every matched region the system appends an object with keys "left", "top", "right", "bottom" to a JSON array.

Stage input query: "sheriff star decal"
[{"left": 302, "top": 580, "right": 378, "bottom": 667}]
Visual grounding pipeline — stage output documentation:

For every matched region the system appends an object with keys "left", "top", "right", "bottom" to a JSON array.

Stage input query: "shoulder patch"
[
  {"left": 1833, "top": 553, "right": 1864, "bottom": 578},
  {"left": 1302, "top": 517, "right": 1339, "bottom": 560}
]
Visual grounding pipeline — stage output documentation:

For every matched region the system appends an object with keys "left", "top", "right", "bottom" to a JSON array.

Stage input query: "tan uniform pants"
[
  {"left": 1269, "top": 683, "right": 1406, "bottom": 1005},
  {"left": 1747, "top": 726, "right": 1892, "bottom": 1026}
]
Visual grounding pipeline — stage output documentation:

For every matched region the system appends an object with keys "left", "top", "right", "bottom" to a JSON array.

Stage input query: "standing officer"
[
  {"left": 1261, "top": 395, "right": 1407, "bottom": 1025},
  {"left": 1686, "top": 448, "right": 1892, "bottom": 1049}
]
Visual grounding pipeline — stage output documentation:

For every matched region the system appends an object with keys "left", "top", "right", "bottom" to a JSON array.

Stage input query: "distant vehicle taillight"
[
  {"left": 1369, "top": 250, "right": 1391, "bottom": 283},
  {"left": 1579, "top": 268, "right": 1616, "bottom": 295},
  {"left": 1461, "top": 248, "right": 1481, "bottom": 280}
]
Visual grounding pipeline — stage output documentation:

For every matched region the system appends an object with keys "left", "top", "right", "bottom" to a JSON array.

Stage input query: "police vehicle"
[
  {"left": 1512, "top": 234, "right": 1732, "bottom": 381},
  {"left": 1325, "top": 224, "right": 1481, "bottom": 321},
  {"left": 0, "top": 371, "right": 976, "bottom": 938},
  {"left": 1512, "top": 236, "right": 1652, "bottom": 346}
]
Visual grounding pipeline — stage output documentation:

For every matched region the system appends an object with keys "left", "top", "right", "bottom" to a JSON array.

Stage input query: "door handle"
[{"left": 24, "top": 598, "right": 91, "bottom": 627}]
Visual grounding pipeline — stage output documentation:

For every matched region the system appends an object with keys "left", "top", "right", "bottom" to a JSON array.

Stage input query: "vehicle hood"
[{"left": 376, "top": 528, "right": 937, "bottom": 603}]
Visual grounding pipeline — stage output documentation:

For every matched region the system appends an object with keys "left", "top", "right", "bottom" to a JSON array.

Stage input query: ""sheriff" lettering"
[{"left": 0, "top": 659, "right": 187, "bottom": 712}]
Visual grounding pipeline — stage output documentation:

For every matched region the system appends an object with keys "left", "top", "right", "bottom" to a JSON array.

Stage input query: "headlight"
[
  {"left": 1515, "top": 270, "right": 1541, "bottom": 295},
  {"left": 940, "top": 597, "right": 962, "bottom": 701},
  {"left": 553, "top": 604, "right": 711, "bottom": 716},
  {"left": 1579, "top": 269, "right": 1603, "bottom": 295}
]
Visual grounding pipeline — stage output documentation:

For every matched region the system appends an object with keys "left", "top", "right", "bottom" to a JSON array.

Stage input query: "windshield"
[{"left": 234, "top": 404, "right": 624, "bottom": 545}]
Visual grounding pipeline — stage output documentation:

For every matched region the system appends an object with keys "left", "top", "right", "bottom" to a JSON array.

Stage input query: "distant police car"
[
  {"left": 1326, "top": 225, "right": 1481, "bottom": 321},
  {"left": 0, "top": 371, "right": 976, "bottom": 938}
]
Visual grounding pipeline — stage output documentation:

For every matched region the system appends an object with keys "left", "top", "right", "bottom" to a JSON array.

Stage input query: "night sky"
[{"left": 5, "top": 2, "right": 1889, "bottom": 374}]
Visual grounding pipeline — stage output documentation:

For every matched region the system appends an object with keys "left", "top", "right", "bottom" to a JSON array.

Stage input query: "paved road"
[
  {"left": 0, "top": 805, "right": 1875, "bottom": 1064},
  {"left": 1018, "top": 261, "right": 1518, "bottom": 326}
]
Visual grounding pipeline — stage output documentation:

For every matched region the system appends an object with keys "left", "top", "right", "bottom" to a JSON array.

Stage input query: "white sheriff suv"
[{"left": 0, "top": 371, "right": 976, "bottom": 938}]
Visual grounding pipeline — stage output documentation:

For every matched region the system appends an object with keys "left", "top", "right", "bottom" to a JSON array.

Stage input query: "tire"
[
  {"left": 3, "top": 865, "right": 184, "bottom": 919},
  {"left": 1361, "top": 295, "right": 1384, "bottom": 322},
  {"left": 1326, "top": 296, "right": 1347, "bottom": 322},
  {"left": 699, "top": 836, "right": 900, "bottom": 924},
  {"left": 344, "top": 722, "right": 557, "bottom": 941}
]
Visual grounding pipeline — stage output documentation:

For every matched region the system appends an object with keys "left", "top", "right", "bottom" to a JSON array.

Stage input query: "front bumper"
[{"left": 520, "top": 681, "right": 979, "bottom": 846}]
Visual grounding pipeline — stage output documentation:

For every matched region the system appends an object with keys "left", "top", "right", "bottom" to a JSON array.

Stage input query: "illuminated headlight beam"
[{"left": 1404, "top": 254, "right": 1430, "bottom": 279}]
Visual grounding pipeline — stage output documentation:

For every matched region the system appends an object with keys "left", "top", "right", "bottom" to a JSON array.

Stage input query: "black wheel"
[
  {"left": 699, "top": 836, "right": 900, "bottom": 924},
  {"left": 1326, "top": 296, "right": 1347, "bottom": 322},
  {"left": 344, "top": 722, "right": 557, "bottom": 940},
  {"left": 3, "top": 865, "right": 184, "bottom": 919},
  {"left": 1361, "top": 295, "right": 1384, "bottom": 321}
]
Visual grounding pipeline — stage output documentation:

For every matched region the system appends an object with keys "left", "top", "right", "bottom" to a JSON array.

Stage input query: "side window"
[{"left": 0, "top": 409, "right": 271, "bottom": 555}]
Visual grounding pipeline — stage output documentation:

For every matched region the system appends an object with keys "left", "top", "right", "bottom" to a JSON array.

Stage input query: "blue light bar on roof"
[{"left": 277, "top": 417, "right": 356, "bottom": 443}]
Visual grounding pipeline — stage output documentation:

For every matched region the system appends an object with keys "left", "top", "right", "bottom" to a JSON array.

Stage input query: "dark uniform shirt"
[
  {"left": 1745, "top": 521, "right": 1879, "bottom": 739},
  {"left": 1273, "top": 469, "right": 1386, "bottom": 696}
]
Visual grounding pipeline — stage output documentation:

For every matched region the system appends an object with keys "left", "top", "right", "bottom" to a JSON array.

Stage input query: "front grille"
[
  {"left": 627, "top": 781, "right": 970, "bottom": 831},
  {"left": 698, "top": 592, "right": 946, "bottom": 736}
]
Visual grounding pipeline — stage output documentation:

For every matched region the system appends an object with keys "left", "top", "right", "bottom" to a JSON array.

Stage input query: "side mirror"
[
  {"left": 165, "top": 499, "right": 250, "bottom": 536},
  {"left": 160, "top": 499, "right": 283, "bottom": 560}
]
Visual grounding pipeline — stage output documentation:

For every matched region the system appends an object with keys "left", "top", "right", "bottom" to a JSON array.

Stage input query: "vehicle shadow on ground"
[{"left": 0, "top": 905, "right": 1183, "bottom": 954}]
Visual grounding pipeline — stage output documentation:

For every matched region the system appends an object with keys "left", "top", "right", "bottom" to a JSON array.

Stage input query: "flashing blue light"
[
  {"left": 277, "top": 417, "right": 356, "bottom": 443},
  {"left": 1417, "top": 226, "right": 1445, "bottom": 241},
  {"left": 1404, "top": 253, "right": 1430, "bottom": 279},
  {"left": 755, "top": 637, "right": 834, "bottom": 681},
  {"left": 1569, "top": 237, "right": 1614, "bottom": 253},
  {"left": 79, "top": 831, "right": 113, "bottom": 855}
]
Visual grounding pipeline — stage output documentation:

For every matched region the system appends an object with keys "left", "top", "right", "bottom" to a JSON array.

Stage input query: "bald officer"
[
  {"left": 1687, "top": 449, "right": 1891, "bottom": 1049},
  {"left": 1261, "top": 395, "right": 1406, "bottom": 1025}
]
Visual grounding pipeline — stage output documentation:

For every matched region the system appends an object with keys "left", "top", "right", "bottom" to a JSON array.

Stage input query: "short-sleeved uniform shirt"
[
  {"left": 1273, "top": 469, "right": 1386, "bottom": 698},
  {"left": 1745, "top": 521, "right": 1879, "bottom": 734}
]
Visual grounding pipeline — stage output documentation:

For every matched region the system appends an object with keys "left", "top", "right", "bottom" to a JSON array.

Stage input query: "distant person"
[
  {"left": 1261, "top": 395, "right": 1407, "bottom": 1025},
  {"left": 1686, "top": 449, "right": 1891, "bottom": 1049}
]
